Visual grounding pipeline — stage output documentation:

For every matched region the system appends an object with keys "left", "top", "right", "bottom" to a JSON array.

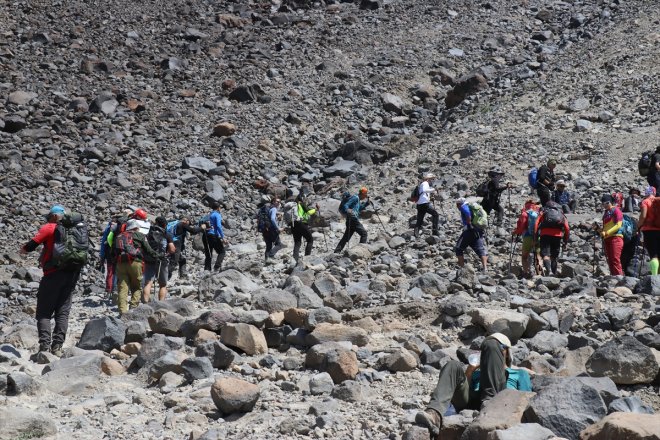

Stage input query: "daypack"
[
  {"left": 146, "top": 226, "right": 167, "bottom": 262},
  {"left": 468, "top": 203, "right": 488, "bottom": 229},
  {"left": 475, "top": 180, "right": 489, "bottom": 197},
  {"left": 192, "top": 233, "right": 206, "bottom": 251},
  {"left": 282, "top": 201, "right": 299, "bottom": 226},
  {"left": 526, "top": 209, "right": 540, "bottom": 236},
  {"left": 115, "top": 230, "right": 142, "bottom": 262},
  {"left": 256, "top": 204, "right": 271, "bottom": 232},
  {"left": 638, "top": 151, "right": 654, "bottom": 177},
  {"left": 528, "top": 167, "right": 539, "bottom": 189},
  {"left": 338, "top": 191, "right": 352, "bottom": 217},
  {"left": 540, "top": 201, "right": 565, "bottom": 229},
  {"left": 166, "top": 220, "right": 182, "bottom": 242},
  {"left": 612, "top": 192, "right": 624, "bottom": 209},
  {"left": 50, "top": 212, "right": 89, "bottom": 270},
  {"left": 198, "top": 214, "right": 211, "bottom": 228},
  {"left": 410, "top": 184, "right": 420, "bottom": 203},
  {"left": 621, "top": 214, "right": 635, "bottom": 243},
  {"left": 650, "top": 198, "right": 660, "bottom": 229}
]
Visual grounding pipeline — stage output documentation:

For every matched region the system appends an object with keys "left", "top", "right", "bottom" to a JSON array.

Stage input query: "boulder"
[
  {"left": 636, "top": 275, "right": 660, "bottom": 295},
  {"left": 381, "top": 92, "right": 405, "bottom": 114},
  {"left": 148, "top": 309, "right": 185, "bottom": 336},
  {"left": 309, "top": 372, "right": 335, "bottom": 395},
  {"left": 0, "top": 407, "right": 57, "bottom": 440},
  {"left": 77, "top": 316, "right": 126, "bottom": 352},
  {"left": 2, "top": 323, "right": 38, "bottom": 349},
  {"left": 189, "top": 310, "right": 235, "bottom": 333},
  {"left": 306, "top": 342, "right": 358, "bottom": 383},
  {"left": 608, "top": 396, "right": 654, "bottom": 415},
  {"left": 0, "top": 344, "right": 21, "bottom": 362},
  {"left": 579, "top": 412, "right": 660, "bottom": 440},
  {"left": 487, "top": 423, "right": 556, "bottom": 440},
  {"left": 181, "top": 357, "right": 214, "bottom": 382},
  {"left": 212, "top": 269, "right": 260, "bottom": 292},
  {"left": 195, "top": 340, "right": 237, "bottom": 369},
  {"left": 305, "top": 323, "right": 369, "bottom": 347},
  {"left": 462, "top": 389, "right": 536, "bottom": 440},
  {"left": 148, "top": 350, "right": 188, "bottom": 380},
  {"left": 306, "top": 307, "right": 342, "bottom": 330},
  {"left": 312, "top": 274, "right": 343, "bottom": 298},
  {"left": 41, "top": 354, "right": 105, "bottom": 395},
  {"left": 445, "top": 72, "right": 488, "bottom": 108},
  {"left": 330, "top": 380, "right": 365, "bottom": 402},
  {"left": 382, "top": 348, "right": 419, "bottom": 372},
  {"left": 183, "top": 156, "right": 216, "bottom": 173},
  {"left": 586, "top": 335, "right": 659, "bottom": 384},
  {"left": 470, "top": 308, "right": 529, "bottom": 343},
  {"left": 220, "top": 323, "right": 268, "bottom": 355},
  {"left": 211, "top": 377, "right": 260, "bottom": 414},
  {"left": 252, "top": 288, "right": 298, "bottom": 313},
  {"left": 412, "top": 273, "right": 449, "bottom": 296},
  {"left": 528, "top": 331, "right": 568, "bottom": 355},
  {"left": 135, "top": 334, "right": 186, "bottom": 368}
]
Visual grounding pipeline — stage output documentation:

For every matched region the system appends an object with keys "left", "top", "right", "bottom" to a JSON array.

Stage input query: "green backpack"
[
  {"left": 468, "top": 203, "right": 488, "bottom": 229},
  {"left": 50, "top": 212, "right": 89, "bottom": 269}
]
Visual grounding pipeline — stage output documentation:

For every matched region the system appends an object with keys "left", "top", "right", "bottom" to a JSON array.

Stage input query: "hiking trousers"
[
  {"left": 604, "top": 236, "right": 623, "bottom": 276},
  {"left": 427, "top": 338, "right": 507, "bottom": 415},
  {"left": 335, "top": 216, "right": 367, "bottom": 252},
  {"left": 205, "top": 234, "right": 226, "bottom": 270},
  {"left": 292, "top": 221, "right": 313, "bottom": 261},
  {"left": 264, "top": 229, "right": 282, "bottom": 259},
  {"left": 415, "top": 203, "right": 439, "bottom": 232},
  {"left": 116, "top": 260, "right": 143, "bottom": 315},
  {"left": 36, "top": 269, "right": 80, "bottom": 349},
  {"left": 168, "top": 240, "right": 188, "bottom": 278},
  {"left": 537, "top": 185, "right": 552, "bottom": 207}
]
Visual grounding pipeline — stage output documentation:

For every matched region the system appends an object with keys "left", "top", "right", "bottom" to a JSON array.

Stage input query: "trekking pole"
[
  {"left": 373, "top": 210, "right": 389, "bottom": 236},
  {"left": 637, "top": 243, "right": 646, "bottom": 278},
  {"left": 321, "top": 219, "right": 329, "bottom": 252},
  {"left": 154, "top": 259, "right": 161, "bottom": 302},
  {"left": 508, "top": 235, "right": 516, "bottom": 273}
]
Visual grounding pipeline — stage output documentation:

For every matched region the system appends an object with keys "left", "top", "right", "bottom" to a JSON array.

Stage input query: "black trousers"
[
  {"left": 415, "top": 203, "right": 439, "bottom": 231},
  {"left": 646, "top": 173, "right": 660, "bottom": 192},
  {"left": 335, "top": 216, "right": 367, "bottom": 252},
  {"left": 264, "top": 229, "right": 282, "bottom": 258},
  {"left": 292, "top": 221, "right": 313, "bottom": 260},
  {"left": 481, "top": 199, "right": 504, "bottom": 224},
  {"left": 204, "top": 233, "right": 226, "bottom": 270},
  {"left": 168, "top": 240, "right": 187, "bottom": 278},
  {"left": 537, "top": 185, "right": 552, "bottom": 207},
  {"left": 36, "top": 269, "right": 81, "bottom": 348}
]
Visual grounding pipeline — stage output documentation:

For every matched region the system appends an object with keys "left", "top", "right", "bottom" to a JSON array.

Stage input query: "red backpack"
[
  {"left": 115, "top": 231, "right": 142, "bottom": 263},
  {"left": 612, "top": 192, "right": 624, "bottom": 209}
]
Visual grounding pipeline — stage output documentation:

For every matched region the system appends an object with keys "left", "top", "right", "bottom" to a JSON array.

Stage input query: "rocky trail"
[{"left": 1, "top": 0, "right": 659, "bottom": 439}]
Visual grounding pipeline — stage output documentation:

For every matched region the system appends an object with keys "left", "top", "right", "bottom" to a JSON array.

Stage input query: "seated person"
[
  {"left": 552, "top": 180, "right": 576, "bottom": 214},
  {"left": 623, "top": 188, "right": 641, "bottom": 213},
  {"left": 415, "top": 333, "right": 533, "bottom": 436}
]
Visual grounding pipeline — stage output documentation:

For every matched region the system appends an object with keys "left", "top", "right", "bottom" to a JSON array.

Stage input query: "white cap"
[
  {"left": 424, "top": 172, "right": 436, "bottom": 180},
  {"left": 456, "top": 197, "right": 466, "bottom": 204},
  {"left": 487, "top": 332, "right": 511, "bottom": 347},
  {"left": 556, "top": 179, "right": 566, "bottom": 186}
]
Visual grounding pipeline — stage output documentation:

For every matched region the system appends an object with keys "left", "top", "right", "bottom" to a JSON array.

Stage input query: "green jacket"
[{"left": 297, "top": 202, "right": 317, "bottom": 223}]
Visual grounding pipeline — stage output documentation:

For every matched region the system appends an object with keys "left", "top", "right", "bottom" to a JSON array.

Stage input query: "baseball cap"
[
  {"left": 456, "top": 197, "right": 466, "bottom": 204},
  {"left": 49, "top": 205, "right": 65, "bottom": 215},
  {"left": 487, "top": 332, "right": 512, "bottom": 348},
  {"left": 359, "top": 187, "right": 368, "bottom": 194},
  {"left": 601, "top": 194, "right": 613, "bottom": 203}
]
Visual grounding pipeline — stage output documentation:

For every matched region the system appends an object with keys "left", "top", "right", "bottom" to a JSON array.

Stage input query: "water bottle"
[{"left": 468, "top": 352, "right": 481, "bottom": 366}]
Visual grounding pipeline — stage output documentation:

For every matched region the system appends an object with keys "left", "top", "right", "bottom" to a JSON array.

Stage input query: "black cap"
[{"left": 601, "top": 194, "right": 613, "bottom": 203}]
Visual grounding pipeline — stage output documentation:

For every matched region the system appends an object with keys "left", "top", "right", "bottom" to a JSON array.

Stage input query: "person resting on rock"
[{"left": 415, "top": 333, "right": 533, "bottom": 438}]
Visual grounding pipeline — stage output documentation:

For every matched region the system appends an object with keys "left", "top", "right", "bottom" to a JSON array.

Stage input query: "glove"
[{"left": 96, "top": 260, "right": 105, "bottom": 273}]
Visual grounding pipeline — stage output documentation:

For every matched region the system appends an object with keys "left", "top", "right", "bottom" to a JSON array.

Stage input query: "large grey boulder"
[
  {"left": 586, "top": 335, "right": 659, "bottom": 384},
  {"left": 182, "top": 156, "right": 216, "bottom": 172},
  {"left": 636, "top": 275, "right": 660, "bottom": 295},
  {"left": 211, "top": 377, "right": 260, "bottom": 414},
  {"left": 470, "top": 308, "right": 529, "bottom": 343},
  {"left": 78, "top": 316, "right": 126, "bottom": 352},
  {"left": 195, "top": 340, "right": 237, "bottom": 369},
  {"left": 487, "top": 423, "right": 556, "bottom": 440},
  {"left": 252, "top": 288, "right": 298, "bottom": 313},
  {"left": 527, "top": 331, "right": 568, "bottom": 355},
  {"left": 135, "top": 334, "right": 186, "bottom": 368},
  {"left": 148, "top": 309, "right": 185, "bottom": 336},
  {"left": 411, "top": 273, "right": 449, "bottom": 296}
]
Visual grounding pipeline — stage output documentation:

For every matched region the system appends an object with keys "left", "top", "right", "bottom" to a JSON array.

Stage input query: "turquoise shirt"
[{"left": 470, "top": 368, "right": 533, "bottom": 393}]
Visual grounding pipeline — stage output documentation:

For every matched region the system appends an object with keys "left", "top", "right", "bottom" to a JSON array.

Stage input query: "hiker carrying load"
[
  {"left": 478, "top": 166, "right": 510, "bottom": 227},
  {"left": 412, "top": 172, "right": 439, "bottom": 237},
  {"left": 512, "top": 200, "right": 542, "bottom": 278},
  {"left": 533, "top": 200, "right": 569, "bottom": 276},
  {"left": 454, "top": 198, "right": 488, "bottom": 274},
  {"left": 531, "top": 159, "right": 557, "bottom": 206},
  {"left": 335, "top": 187, "right": 370, "bottom": 253},
  {"left": 637, "top": 186, "right": 660, "bottom": 275},
  {"left": 596, "top": 194, "right": 625, "bottom": 276},
  {"left": 290, "top": 191, "right": 319, "bottom": 265}
]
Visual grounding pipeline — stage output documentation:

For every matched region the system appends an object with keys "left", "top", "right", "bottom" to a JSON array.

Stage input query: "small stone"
[
  {"left": 211, "top": 377, "right": 260, "bottom": 414},
  {"left": 212, "top": 122, "right": 236, "bottom": 137}
]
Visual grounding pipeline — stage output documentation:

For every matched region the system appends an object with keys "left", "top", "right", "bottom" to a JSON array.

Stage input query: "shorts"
[
  {"left": 455, "top": 229, "right": 487, "bottom": 257},
  {"left": 143, "top": 261, "right": 168, "bottom": 286},
  {"left": 642, "top": 230, "right": 660, "bottom": 259},
  {"left": 521, "top": 236, "right": 536, "bottom": 254},
  {"left": 539, "top": 235, "right": 561, "bottom": 259}
]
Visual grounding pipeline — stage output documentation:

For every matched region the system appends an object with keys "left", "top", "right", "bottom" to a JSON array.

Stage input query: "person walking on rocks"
[
  {"left": 536, "top": 159, "right": 557, "bottom": 207},
  {"left": 114, "top": 219, "right": 161, "bottom": 316},
  {"left": 645, "top": 146, "right": 660, "bottom": 192},
  {"left": 98, "top": 215, "right": 119, "bottom": 295},
  {"left": 512, "top": 200, "right": 541, "bottom": 278},
  {"left": 414, "top": 173, "right": 439, "bottom": 237},
  {"left": 292, "top": 192, "right": 319, "bottom": 265},
  {"left": 533, "top": 200, "right": 569, "bottom": 276},
  {"left": 263, "top": 198, "right": 283, "bottom": 261},
  {"left": 415, "top": 333, "right": 532, "bottom": 437},
  {"left": 637, "top": 186, "right": 660, "bottom": 275},
  {"left": 335, "top": 187, "right": 370, "bottom": 253},
  {"left": 143, "top": 217, "right": 175, "bottom": 302},
  {"left": 454, "top": 198, "right": 488, "bottom": 273},
  {"left": 20, "top": 205, "right": 86, "bottom": 355},
  {"left": 481, "top": 166, "right": 510, "bottom": 226},
  {"left": 552, "top": 180, "right": 576, "bottom": 214},
  {"left": 205, "top": 202, "right": 228, "bottom": 271},
  {"left": 598, "top": 194, "right": 625, "bottom": 276},
  {"left": 167, "top": 216, "right": 206, "bottom": 279}
]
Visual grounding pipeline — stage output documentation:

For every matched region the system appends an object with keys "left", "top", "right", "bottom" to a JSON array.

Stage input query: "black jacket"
[{"left": 537, "top": 165, "right": 555, "bottom": 190}]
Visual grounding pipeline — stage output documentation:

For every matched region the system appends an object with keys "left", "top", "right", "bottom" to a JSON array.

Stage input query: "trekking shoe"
[
  {"left": 38, "top": 343, "right": 50, "bottom": 354},
  {"left": 415, "top": 408, "right": 442, "bottom": 436},
  {"left": 51, "top": 345, "right": 64, "bottom": 357},
  {"left": 432, "top": 229, "right": 439, "bottom": 236}
]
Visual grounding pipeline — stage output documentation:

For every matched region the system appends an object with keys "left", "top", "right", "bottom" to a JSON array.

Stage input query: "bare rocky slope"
[{"left": 0, "top": 0, "right": 659, "bottom": 439}]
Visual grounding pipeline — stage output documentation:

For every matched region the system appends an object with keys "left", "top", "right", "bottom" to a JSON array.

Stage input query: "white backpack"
[{"left": 282, "top": 202, "right": 299, "bottom": 226}]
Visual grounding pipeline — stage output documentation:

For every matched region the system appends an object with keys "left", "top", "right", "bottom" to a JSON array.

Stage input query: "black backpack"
[
  {"left": 256, "top": 204, "right": 271, "bottom": 232},
  {"left": 410, "top": 184, "right": 420, "bottom": 203},
  {"left": 475, "top": 180, "right": 489, "bottom": 197},
  {"left": 639, "top": 151, "right": 655, "bottom": 176},
  {"left": 49, "top": 212, "right": 89, "bottom": 270},
  {"left": 338, "top": 191, "right": 352, "bottom": 216},
  {"left": 145, "top": 226, "right": 167, "bottom": 262},
  {"left": 540, "top": 201, "right": 565, "bottom": 229}
]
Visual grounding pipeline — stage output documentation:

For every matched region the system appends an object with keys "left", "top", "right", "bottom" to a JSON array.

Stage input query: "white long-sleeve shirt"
[{"left": 417, "top": 181, "right": 435, "bottom": 205}]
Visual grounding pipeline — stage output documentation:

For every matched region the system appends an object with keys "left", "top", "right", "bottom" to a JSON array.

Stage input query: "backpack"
[
  {"left": 256, "top": 204, "right": 271, "bottom": 232},
  {"left": 650, "top": 198, "right": 660, "bottom": 229},
  {"left": 166, "top": 220, "right": 182, "bottom": 242},
  {"left": 528, "top": 167, "right": 539, "bottom": 189},
  {"left": 475, "top": 180, "right": 489, "bottom": 197},
  {"left": 468, "top": 203, "right": 488, "bottom": 229},
  {"left": 410, "top": 184, "right": 420, "bottom": 203},
  {"left": 540, "top": 201, "right": 565, "bottom": 229},
  {"left": 115, "top": 230, "right": 142, "bottom": 262},
  {"left": 612, "top": 192, "right": 624, "bottom": 209},
  {"left": 198, "top": 214, "right": 211, "bottom": 228},
  {"left": 146, "top": 226, "right": 167, "bottom": 261},
  {"left": 282, "top": 201, "right": 299, "bottom": 226},
  {"left": 526, "top": 209, "right": 540, "bottom": 236},
  {"left": 621, "top": 214, "right": 635, "bottom": 243},
  {"left": 638, "top": 151, "right": 654, "bottom": 177},
  {"left": 50, "top": 212, "right": 89, "bottom": 270},
  {"left": 338, "top": 191, "right": 352, "bottom": 217}
]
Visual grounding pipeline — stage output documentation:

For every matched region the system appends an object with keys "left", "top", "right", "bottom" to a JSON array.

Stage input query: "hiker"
[
  {"left": 292, "top": 192, "right": 319, "bottom": 265},
  {"left": 552, "top": 180, "right": 576, "bottom": 214},
  {"left": 414, "top": 172, "right": 439, "bottom": 237},
  {"left": 114, "top": 219, "right": 162, "bottom": 315},
  {"left": 167, "top": 216, "right": 206, "bottom": 279},
  {"left": 335, "top": 187, "right": 370, "bottom": 253},
  {"left": 623, "top": 188, "right": 641, "bottom": 213},
  {"left": 415, "top": 333, "right": 532, "bottom": 437},
  {"left": 98, "top": 216, "right": 118, "bottom": 294},
  {"left": 454, "top": 198, "right": 488, "bottom": 273},
  {"left": 599, "top": 194, "right": 624, "bottom": 276},
  {"left": 143, "top": 217, "right": 175, "bottom": 302},
  {"left": 637, "top": 186, "right": 660, "bottom": 275},
  {"left": 533, "top": 200, "right": 569, "bottom": 276},
  {"left": 20, "top": 206, "right": 87, "bottom": 355},
  {"left": 480, "top": 166, "right": 510, "bottom": 226},
  {"left": 646, "top": 146, "right": 660, "bottom": 191},
  {"left": 512, "top": 200, "right": 541, "bottom": 278},
  {"left": 536, "top": 159, "right": 557, "bottom": 206},
  {"left": 205, "top": 202, "right": 228, "bottom": 270}
]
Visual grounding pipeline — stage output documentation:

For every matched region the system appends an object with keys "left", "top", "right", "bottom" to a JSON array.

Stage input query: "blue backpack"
[
  {"left": 528, "top": 167, "right": 539, "bottom": 189},
  {"left": 621, "top": 214, "right": 635, "bottom": 242},
  {"left": 526, "top": 209, "right": 539, "bottom": 236},
  {"left": 166, "top": 220, "right": 181, "bottom": 242},
  {"left": 338, "top": 191, "right": 352, "bottom": 217}
]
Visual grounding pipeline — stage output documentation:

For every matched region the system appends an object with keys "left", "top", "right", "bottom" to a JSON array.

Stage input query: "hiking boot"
[
  {"left": 432, "top": 229, "right": 439, "bottom": 236},
  {"left": 38, "top": 343, "right": 50, "bottom": 354},
  {"left": 51, "top": 345, "right": 64, "bottom": 357},
  {"left": 415, "top": 408, "right": 442, "bottom": 436}
]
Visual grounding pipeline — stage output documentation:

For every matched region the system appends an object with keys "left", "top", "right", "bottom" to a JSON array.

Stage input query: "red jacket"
[
  {"left": 22, "top": 223, "right": 58, "bottom": 275},
  {"left": 513, "top": 202, "right": 541, "bottom": 236},
  {"left": 534, "top": 213, "right": 570, "bottom": 242}
]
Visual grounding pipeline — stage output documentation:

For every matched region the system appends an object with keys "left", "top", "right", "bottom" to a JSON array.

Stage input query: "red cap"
[{"left": 133, "top": 208, "right": 147, "bottom": 220}]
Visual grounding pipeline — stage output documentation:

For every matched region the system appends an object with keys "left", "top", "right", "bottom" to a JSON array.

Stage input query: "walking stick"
[
  {"left": 373, "top": 210, "right": 390, "bottom": 236},
  {"left": 508, "top": 235, "right": 517, "bottom": 273},
  {"left": 154, "top": 259, "right": 161, "bottom": 302},
  {"left": 637, "top": 243, "right": 646, "bottom": 278},
  {"left": 321, "top": 219, "right": 329, "bottom": 252}
]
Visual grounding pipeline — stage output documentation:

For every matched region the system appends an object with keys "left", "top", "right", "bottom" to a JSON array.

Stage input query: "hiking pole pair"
[{"left": 508, "top": 235, "right": 518, "bottom": 273}]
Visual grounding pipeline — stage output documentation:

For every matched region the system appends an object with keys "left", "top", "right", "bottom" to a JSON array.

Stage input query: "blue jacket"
[
  {"left": 100, "top": 223, "right": 112, "bottom": 260},
  {"left": 459, "top": 203, "right": 472, "bottom": 226},
  {"left": 269, "top": 207, "right": 279, "bottom": 232},
  {"left": 344, "top": 195, "right": 369, "bottom": 219},
  {"left": 208, "top": 211, "right": 224, "bottom": 238},
  {"left": 471, "top": 368, "right": 533, "bottom": 393},
  {"left": 553, "top": 189, "right": 572, "bottom": 206}
]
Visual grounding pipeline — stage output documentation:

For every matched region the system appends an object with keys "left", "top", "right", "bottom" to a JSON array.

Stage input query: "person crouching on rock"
[{"left": 415, "top": 333, "right": 533, "bottom": 438}]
